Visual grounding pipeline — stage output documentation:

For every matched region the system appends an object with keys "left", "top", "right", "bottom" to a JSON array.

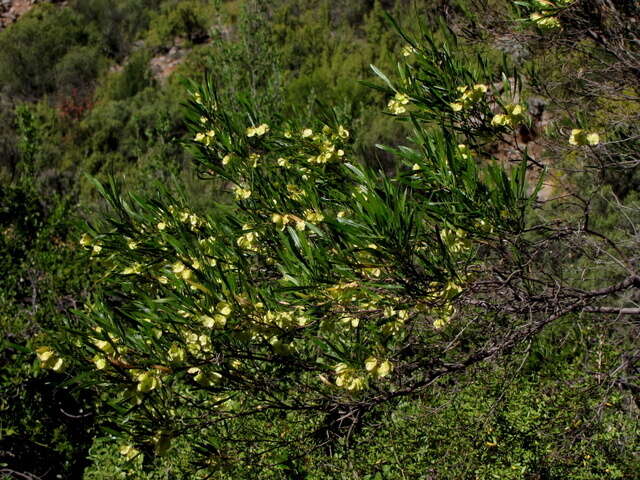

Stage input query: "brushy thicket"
[{"left": 1, "top": 0, "right": 639, "bottom": 479}]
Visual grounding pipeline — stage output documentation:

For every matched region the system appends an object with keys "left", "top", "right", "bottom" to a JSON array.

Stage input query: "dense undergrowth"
[{"left": 1, "top": 0, "right": 639, "bottom": 478}]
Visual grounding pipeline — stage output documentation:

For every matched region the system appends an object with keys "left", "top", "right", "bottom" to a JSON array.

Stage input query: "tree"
[{"left": 42, "top": 2, "right": 639, "bottom": 476}]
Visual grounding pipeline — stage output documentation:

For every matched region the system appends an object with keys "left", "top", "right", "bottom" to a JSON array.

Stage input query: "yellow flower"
[
  {"left": 255, "top": 123, "right": 269, "bottom": 135},
  {"left": 249, "top": 153, "right": 261, "bottom": 168},
  {"left": 388, "top": 92, "right": 410, "bottom": 115},
  {"left": 36, "top": 346, "right": 55, "bottom": 364},
  {"left": 402, "top": 45, "right": 416, "bottom": 57},
  {"left": 458, "top": 144, "right": 472, "bottom": 160},
  {"left": 79, "top": 233, "right": 92, "bottom": 247},
  {"left": 93, "top": 355, "right": 107, "bottom": 370},
  {"left": 168, "top": 344, "right": 185, "bottom": 362},
  {"left": 346, "top": 377, "right": 366, "bottom": 391},
  {"left": 586, "top": 133, "right": 600, "bottom": 145},
  {"left": 472, "top": 83, "right": 488, "bottom": 94},
  {"left": 396, "top": 93, "right": 410, "bottom": 105},
  {"left": 304, "top": 209, "right": 324, "bottom": 224},
  {"left": 286, "top": 184, "right": 305, "bottom": 200},
  {"left": 377, "top": 360, "right": 392, "bottom": 378},
  {"left": 120, "top": 444, "right": 140, "bottom": 460},
  {"left": 201, "top": 314, "right": 226, "bottom": 329},
  {"left": 94, "top": 339, "right": 115, "bottom": 354},
  {"left": 136, "top": 371, "right": 160, "bottom": 393},
  {"left": 506, "top": 104, "right": 524, "bottom": 116},
  {"left": 217, "top": 301, "right": 232, "bottom": 316},
  {"left": 491, "top": 113, "right": 510, "bottom": 127},
  {"left": 222, "top": 154, "right": 233, "bottom": 165},
  {"left": 338, "top": 125, "right": 350, "bottom": 139},
  {"left": 157, "top": 222, "right": 166, "bottom": 231},
  {"left": 237, "top": 231, "right": 259, "bottom": 251},
  {"left": 302, "top": 128, "right": 313, "bottom": 138},
  {"left": 247, "top": 123, "right": 270, "bottom": 137},
  {"left": 364, "top": 357, "right": 378, "bottom": 372},
  {"left": 530, "top": 12, "right": 561, "bottom": 29},
  {"left": 234, "top": 186, "right": 252, "bottom": 200},
  {"left": 450, "top": 102, "right": 464, "bottom": 112},
  {"left": 187, "top": 367, "right": 211, "bottom": 385},
  {"left": 172, "top": 261, "right": 186, "bottom": 274},
  {"left": 365, "top": 357, "right": 393, "bottom": 379},
  {"left": 569, "top": 129, "right": 600, "bottom": 146},
  {"left": 277, "top": 157, "right": 290, "bottom": 168}
]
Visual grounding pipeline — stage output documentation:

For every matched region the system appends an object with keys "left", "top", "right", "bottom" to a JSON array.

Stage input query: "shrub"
[
  {"left": 46, "top": 10, "right": 640, "bottom": 475},
  {"left": 0, "top": 4, "right": 89, "bottom": 98}
]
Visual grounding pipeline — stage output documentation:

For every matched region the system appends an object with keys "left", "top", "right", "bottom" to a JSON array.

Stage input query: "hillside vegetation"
[{"left": 1, "top": 1, "right": 639, "bottom": 479}]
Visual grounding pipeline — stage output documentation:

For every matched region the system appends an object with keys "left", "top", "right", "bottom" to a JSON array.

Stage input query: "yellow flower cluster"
[
  {"left": 304, "top": 125, "right": 348, "bottom": 164},
  {"left": 334, "top": 363, "right": 366, "bottom": 391},
  {"left": 450, "top": 84, "right": 488, "bottom": 112},
  {"left": 381, "top": 308, "right": 408, "bottom": 335},
  {"left": 187, "top": 366, "right": 222, "bottom": 387},
  {"left": 530, "top": 12, "right": 561, "bottom": 29},
  {"left": 264, "top": 308, "right": 308, "bottom": 330},
  {"left": 79, "top": 233, "right": 104, "bottom": 257},
  {"left": 119, "top": 444, "right": 140, "bottom": 460},
  {"left": 200, "top": 301, "right": 232, "bottom": 329},
  {"left": 401, "top": 45, "right": 417, "bottom": 57},
  {"left": 364, "top": 357, "right": 393, "bottom": 379},
  {"left": 79, "top": 233, "right": 92, "bottom": 247},
  {"left": 286, "top": 183, "right": 306, "bottom": 200},
  {"left": 246, "top": 123, "right": 270, "bottom": 137},
  {"left": 527, "top": 0, "right": 569, "bottom": 30},
  {"left": 569, "top": 129, "right": 600, "bottom": 146},
  {"left": 172, "top": 261, "right": 193, "bottom": 281},
  {"left": 185, "top": 331, "right": 212, "bottom": 355},
  {"left": 272, "top": 213, "right": 305, "bottom": 231},
  {"left": 491, "top": 103, "right": 525, "bottom": 127},
  {"left": 136, "top": 370, "right": 161, "bottom": 393},
  {"left": 249, "top": 153, "right": 261, "bottom": 168},
  {"left": 303, "top": 209, "right": 325, "bottom": 224},
  {"left": 36, "top": 346, "right": 65, "bottom": 372},
  {"left": 194, "top": 130, "right": 215, "bottom": 145},
  {"left": 237, "top": 224, "right": 259, "bottom": 251},
  {"left": 234, "top": 185, "right": 252, "bottom": 200},
  {"left": 388, "top": 92, "right": 410, "bottom": 115},
  {"left": 168, "top": 343, "right": 186, "bottom": 363},
  {"left": 122, "top": 262, "right": 143, "bottom": 275}
]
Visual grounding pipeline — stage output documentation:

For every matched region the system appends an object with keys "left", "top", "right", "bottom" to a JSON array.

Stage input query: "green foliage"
[
  {"left": 2, "top": 1, "right": 640, "bottom": 478},
  {"left": 0, "top": 174, "right": 96, "bottom": 478},
  {"left": 53, "top": 22, "right": 547, "bottom": 475},
  {"left": 146, "top": 0, "right": 215, "bottom": 49},
  {"left": 70, "top": 0, "right": 161, "bottom": 60},
  {"left": 0, "top": 4, "right": 92, "bottom": 97},
  {"left": 98, "top": 50, "right": 156, "bottom": 102}
]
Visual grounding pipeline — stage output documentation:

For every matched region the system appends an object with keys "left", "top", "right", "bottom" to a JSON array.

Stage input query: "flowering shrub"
[{"left": 39, "top": 11, "right": 640, "bottom": 475}]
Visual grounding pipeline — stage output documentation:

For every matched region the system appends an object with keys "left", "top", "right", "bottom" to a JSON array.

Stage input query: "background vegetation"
[{"left": 1, "top": 0, "right": 638, "bottom": 478}]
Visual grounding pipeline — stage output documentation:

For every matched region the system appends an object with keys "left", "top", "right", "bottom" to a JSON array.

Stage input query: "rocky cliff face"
[{"left": 0, "top": 0, "right": 56, "bottom": 29}]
